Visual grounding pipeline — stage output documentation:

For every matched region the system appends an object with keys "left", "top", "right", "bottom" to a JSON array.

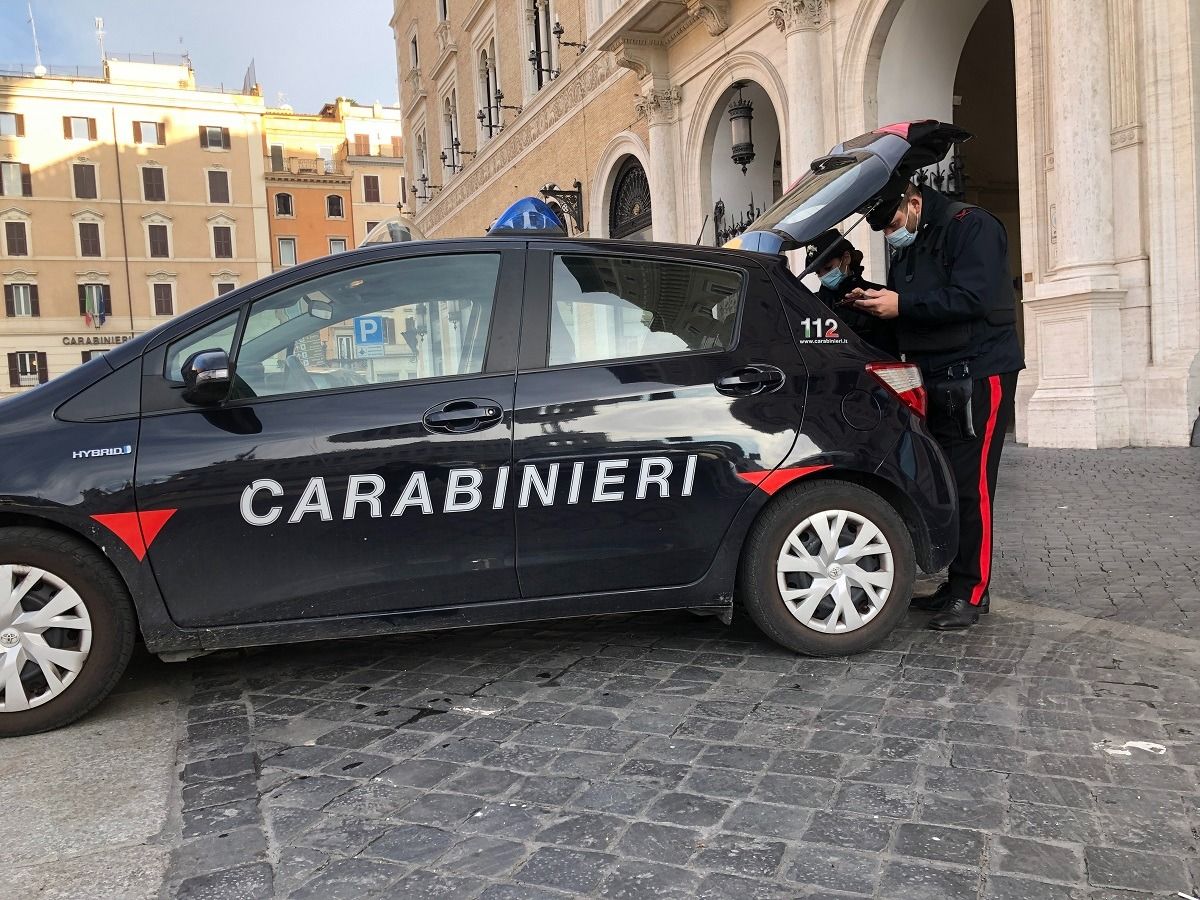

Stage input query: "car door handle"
[
  {"left": 422, "top": 399, "right": 504, "bottom": 433},
  {"left": 715, "top": 366, "right": 785, "bottom": 396}
]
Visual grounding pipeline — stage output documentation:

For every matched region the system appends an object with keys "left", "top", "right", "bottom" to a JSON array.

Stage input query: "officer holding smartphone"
[
  {"left": 806, "top": 229, "right": 897, "bottom": 357},
  {"left": 848, "top": 175, "right": 1024, "bottom": 630}
]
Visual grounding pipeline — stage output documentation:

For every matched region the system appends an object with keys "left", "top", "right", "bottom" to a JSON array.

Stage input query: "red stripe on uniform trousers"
[{"left": 972, "top": 375, "right": 1003, "bottom": 606}]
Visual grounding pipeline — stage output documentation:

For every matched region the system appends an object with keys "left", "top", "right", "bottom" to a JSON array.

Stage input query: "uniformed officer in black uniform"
[
  {"left": 806, "top": 229, "right": 897, "bottom": 357},
  {"left": 847, "top": 176, "right": 1025, "bottom": 629}
]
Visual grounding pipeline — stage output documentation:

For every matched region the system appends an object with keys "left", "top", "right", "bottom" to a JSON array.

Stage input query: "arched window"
[
  {"left": 274, "top": 192, "right": 293, "bottom": 217},
  {"left": 326, "top": 194, "right": 344, "bottom": 218},
  {"left": 609, "top": 156, "right": 652, "bottom": 239}
]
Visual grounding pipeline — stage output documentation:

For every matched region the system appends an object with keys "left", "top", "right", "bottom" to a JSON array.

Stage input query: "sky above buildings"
[{"left": 0, "top": 0, "right": 399, "bottom": 112}]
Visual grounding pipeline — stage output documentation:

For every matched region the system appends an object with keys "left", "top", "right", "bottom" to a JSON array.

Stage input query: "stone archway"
[
  {"left": 589, "top": 131, "right": 650, "bottom": 239},
  {"left": 608, "top": 156, "right": 654, "bottom": 241}
]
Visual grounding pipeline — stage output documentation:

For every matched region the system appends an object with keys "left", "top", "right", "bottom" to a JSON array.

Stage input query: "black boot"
[
  {"left": 928, "top": 597, "right": 982, "bottom": 630},
  {"left": 912, "top": 583, "right": 989, "bottom": 614}
]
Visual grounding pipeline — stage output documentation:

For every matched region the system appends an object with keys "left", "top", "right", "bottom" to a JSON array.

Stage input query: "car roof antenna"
[
  {"left": 799, "top": 212, "right": 870, "bottom": 278},
  {"left": 695, "top": 214, "right": 709, "bottom": 246}
]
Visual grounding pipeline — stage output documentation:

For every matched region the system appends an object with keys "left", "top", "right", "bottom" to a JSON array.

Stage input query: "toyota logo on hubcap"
[
  {"left": 827, "top": 564, "right": 844, "bottom": 579},
  {"left": 0, "top": 630, "right": 19, "bottom": 649}
]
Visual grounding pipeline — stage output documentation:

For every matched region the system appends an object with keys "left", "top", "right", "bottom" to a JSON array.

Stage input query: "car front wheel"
[
  {"left": 739, "top": 481, "right": 914, "bottom": 657},
  {"left": 0, "top": 528, "right": 135, "bottom": 737}
]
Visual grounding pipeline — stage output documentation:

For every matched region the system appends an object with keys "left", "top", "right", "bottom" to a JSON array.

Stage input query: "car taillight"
[{"left": 866, "top": 362, "right": 927, "bottom": 417}]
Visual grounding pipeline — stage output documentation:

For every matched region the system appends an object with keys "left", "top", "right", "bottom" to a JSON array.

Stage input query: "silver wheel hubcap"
[
  {"left": 776, "top": 509, "right": 894, "bottom": 635},
  {"left": 0, "top": 565, "right": 93, "bottom": 712}
]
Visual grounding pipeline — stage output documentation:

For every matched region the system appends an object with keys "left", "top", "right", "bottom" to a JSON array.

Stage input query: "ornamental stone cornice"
[
  {"left": 685, "top": 0, "right": 731, "bottom": 36},
  {"left": 768, "top": 0, "right": 829, "bottom": 33},
  {"left": 635, "top": 86, "right": 682, "bottom": 126},
  {"left": 612, "top": 38, "right": 667, "bottom": 81}
]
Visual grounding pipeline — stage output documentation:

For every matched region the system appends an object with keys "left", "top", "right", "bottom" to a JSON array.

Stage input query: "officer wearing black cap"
[
  {"left": 806, "top": 230, "right": 896, "bottom": 356},
  {"left": 847, "top": 175, "right": 1024, "bottom": 630}
]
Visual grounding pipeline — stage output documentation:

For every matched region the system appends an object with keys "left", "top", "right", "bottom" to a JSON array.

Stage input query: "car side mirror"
[{"left": 181, "top": 349, "right": 233, "bottom": 405}]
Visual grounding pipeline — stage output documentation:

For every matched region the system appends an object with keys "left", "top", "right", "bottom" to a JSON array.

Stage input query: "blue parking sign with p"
[{"left": 354, "top": 316, "right": 385, "bottom": 345}]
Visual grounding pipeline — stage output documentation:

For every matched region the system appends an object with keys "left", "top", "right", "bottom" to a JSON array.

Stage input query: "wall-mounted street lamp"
[
  {"left": 477, "top": 108, "right": 500, "bottom": 137},
  {"left": 528, "top": 46, "right": 558, "bottom": 82},
  {"left": 552, "top": 21, "right": 587, "bottom": 55},
  {"left": 539, "top": 180, "right": 584, "bottom": 233},
  {"left": 495, "top": 88, "right": 522, "bottom": 116},
  {"left": 412, "top": 171, "right": 441, "bottom": 202},
  {"left": 728, "top": 81, "right": 755, "bottom": 175}
]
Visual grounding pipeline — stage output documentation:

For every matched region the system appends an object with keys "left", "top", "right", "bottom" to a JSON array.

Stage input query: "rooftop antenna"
[
  {"left": 27, "top": 1, "right": 46, "bottom": 77},
  {"left": 94, "top": 17, "right": 106, "bottom": 62}
]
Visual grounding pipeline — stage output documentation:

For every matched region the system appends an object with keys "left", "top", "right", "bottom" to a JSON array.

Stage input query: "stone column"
[
  {"left": 769, "top": 0, "right": 829, "bottom": 183},
  {"left": 1024, "top": 0, "right": 1129, "bottom": 447},
  {"left": 636, "top": 85, "right": 682, "bottom": 243}
]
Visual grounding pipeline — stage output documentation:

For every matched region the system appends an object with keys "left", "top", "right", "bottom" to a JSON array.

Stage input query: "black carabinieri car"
[{"left": 0, "top": 123, "right": 959, "bottom": 736}]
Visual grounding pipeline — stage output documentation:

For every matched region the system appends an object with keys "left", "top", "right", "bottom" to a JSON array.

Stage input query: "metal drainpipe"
[{"left": 110, "top": 107, "right": 135, "bottom": 334}]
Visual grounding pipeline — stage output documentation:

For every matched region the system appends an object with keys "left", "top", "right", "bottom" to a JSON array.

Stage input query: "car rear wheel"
[
  {"left": 739, "top": 481, "right": 914, "bottom": 657},
  {"left": 0, "top": 528, "right": 135, "bottom": 737}
]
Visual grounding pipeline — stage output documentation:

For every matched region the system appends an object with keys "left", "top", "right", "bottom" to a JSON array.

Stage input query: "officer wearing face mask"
[
  {"left": 806, "top": 229, "right": 896, "bottom": 356},
  {"left": 846, "top": 175, "right": 1024, "bottom": 631}
]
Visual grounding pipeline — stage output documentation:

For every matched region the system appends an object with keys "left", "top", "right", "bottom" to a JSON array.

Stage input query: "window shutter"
[
  {"left": 102, "top": 283, "right": 112, "bottom": 315},
  {"left": 36, "top": 351, "right": 48, "bottom": 384},
  {"left": 20, "top": 164, "right": 32, "bottom": 197},
  {"left": 14, "top": 114, "right": 24, "bottom": 137},
  {"left": 220, "top": 128, "right": 231, "bottom": 149},
  {"left": 3, "top": 285, "right": 12, "bottom": 317},
  {"left": 63, "top": 116, "right": 71, "bottom": 139},
  {"left": 158, "top": 122, "right": 166, "bottom": 146},
  {"left": 7, "top": 353, "right": 18, "bottom": 388},
  {"left": 133, "top": 121, "right": 142, "bottom": 144},
  {"left": 78, "top": 284, "right": 87, "bottom": 316},
  {"left": 392, "top": 136, "right": 403, "bottom": 157},
  {"left": 87, "top": 119, "right": 97, "bottom": 140},
  {"left": 29, "top": 284, "right": 39, "bottom": 316},
  {"left": 199, "top": 126, "right": 209, "bottom": 148}
]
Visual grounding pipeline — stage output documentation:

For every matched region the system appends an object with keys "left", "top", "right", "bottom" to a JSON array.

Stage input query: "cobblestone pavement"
[{"left": 162, "top": 446, "right": 1200, "bottom": 900}]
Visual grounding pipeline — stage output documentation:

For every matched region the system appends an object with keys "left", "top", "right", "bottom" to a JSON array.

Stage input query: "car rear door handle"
[
  {"left": 422, "top": 399, "right": 503, "bottom": 433},
  {"left": 715, "top": 366, "right": 785, "bottom": 396}
]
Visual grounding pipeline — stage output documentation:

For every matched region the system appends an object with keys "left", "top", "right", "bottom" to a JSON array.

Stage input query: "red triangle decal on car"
[
  {"left": 91, "top": 512, "right": 148, "bottom": 561},
  {"left": 738, "top": 465, "right": 831, "bottom": 495},
  {"left": 138, "top": 509, "right": 177, "bottom": 549}
]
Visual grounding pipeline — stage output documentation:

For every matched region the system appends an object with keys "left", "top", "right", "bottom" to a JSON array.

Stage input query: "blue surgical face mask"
[
  {"left": 886, "top": 207, "right": 918, "bottom": 250},
  {"left": 819, "top": 267, "right": 845, "bottom": 290}
]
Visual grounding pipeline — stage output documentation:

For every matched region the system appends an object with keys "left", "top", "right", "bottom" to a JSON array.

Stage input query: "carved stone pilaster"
[
  {"left": 635, "top": 86, "right": 682, "bottom": 126},
  {"left": 685, "top": 0, "right": 730, "bottom": 35},
  {"left": 768, "top": 0, "right": 829, "bottom": 33}
]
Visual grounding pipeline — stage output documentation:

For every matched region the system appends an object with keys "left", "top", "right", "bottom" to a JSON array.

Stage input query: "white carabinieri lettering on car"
[{"left": 239, "top": 454, "right": 699, "bottom": 526}]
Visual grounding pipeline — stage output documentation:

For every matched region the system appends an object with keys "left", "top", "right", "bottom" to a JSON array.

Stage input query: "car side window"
[
  {"left": 549, "top": 253, "right": 743, "bottom": 367},
  {"left": 164, "top": 310, "right": 240, "bottom": 382},
  {"left": 232, "top": 253, "right": 500, "bottom": 399}
]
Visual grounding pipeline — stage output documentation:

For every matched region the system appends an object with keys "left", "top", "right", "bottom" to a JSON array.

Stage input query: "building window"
[
  {"left": 7, "top": 351, "right": 47, "bottom": 387},
  {"left": 478, "top": 45, "right": 500, "bottom": 139},
  {"left": 73, "top": 163, "right": 98, "bottom": 199},
  {"left": 609, "top": 156, "right": 653, "bottom": 239},
  {"left": 410, "top": 36, "right": 419, "bottom": 69},
  {"left": 142, "top": 167, "right": 166, "bottom": 202},
  {"left": 4, "top": 283, "right": 38, "bottom": 317},
  {"left": 278, "top": 238, "right": 297, "bottom": 267},
  {"left": 1, "top": 162, "right": 32, "bottom": 197},
  {"left": 78, "top": 283, "right": 112, "bottom": 322},
  {"left": 363, "top": 175, "right": 380, "bottom": 203},
  {"left": 4, "top": 221, "right": 28, "bottom": 256},
  {"left": 269, "top": 144, "right": 285, "bottom": 172},
  {"left": 133, "top": 121, "right": 164, "bottom": 145},
  {"left": 391, "top": 135, "right": 403, "bottom": 157},
  {"left": 0, "top": 112, "right": 24, "bottom": 137},
  {"left": 326, "top": 194, "right": 345, "bottom": 218},
  {"left": 365, "top": 220, "right": 379, "bottom": 235},
  {"left": 437, "top": 0, "right": 449, "bottom": 20},
  {"left": 81, "top": 349, "right": 108, "bottom": 363},
  {"left": 216, "top": 282, "right": 237, "bottom": 296},
  {"left": 64, "top": 116, "right": 97, "bottom": 140},
  {"left": 199, "top": 126, "right": 231, "bottom": 150},
  {"left": 275, "top": 193, "right": 293, "bottom": 217},
  {"left": 212, "top": 225, "right": 234, "bottom": 259},
  {"left": 527, "top": 0, "right": 558, "bottom": 92},
  {"left": 354, "top": 133, "right": 370, "bottom": 155},
  {"left": 153, "top": 283, "right": 174, "bottom": 316},
  {"left": 442, "top": 92, "right": 461, "bottom": 177},
  {"left": 148, "top": 223, "right": 170, "bottom": 258},
  {"left": 329, "top": 238, "right": 347, "bottom": 254},
  {"left": 207, "top": 170, "right": 231, "bottom": 204},
  {"left": 78, "top": 221, "right": 102, "bottom": 257}
]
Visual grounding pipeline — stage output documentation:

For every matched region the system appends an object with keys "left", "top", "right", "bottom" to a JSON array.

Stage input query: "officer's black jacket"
[
  {"left": 887, "top": 187, "right": 1026, "bottom": 378},
  {"left": 817, "top": 269, "right": 898, "bottom": 358}
]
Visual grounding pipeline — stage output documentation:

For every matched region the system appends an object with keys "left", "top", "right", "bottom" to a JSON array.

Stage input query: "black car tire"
[
  {"left": 0, "top": 527, "right": 136, "bottom": 737},
  {"left": 739, "top": 480, "right": 914, "bottom": 657}
]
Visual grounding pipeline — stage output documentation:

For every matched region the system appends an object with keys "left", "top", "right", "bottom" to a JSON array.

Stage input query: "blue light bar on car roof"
[{"left": 487, "top": 197, "right": 568, "bottom": 235}]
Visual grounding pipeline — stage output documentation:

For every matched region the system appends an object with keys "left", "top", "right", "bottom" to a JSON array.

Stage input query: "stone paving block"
[
  {"left": 176, "top": 861, "right": 273, "bottom": 900},
  {"left": 919, "top": 795, "right": 1006, "bottom": 830},
  {"left": 598, "top": 859, "right": 703, "bottom": 899},
  {"left": 691, "top": 833, "right": 786, "bottom": 878},
  {"left": 894, "top": 822, "right": 985, "bottom": 868},
  {"left": 879, "top": 860, "right": 979, "bottom": 900},
  {"left": 514, "top": 846, "right": 617, "bottom": 894},
  {"left": 388, "top": 869, "right": 486, "bottom": 899},
  {"left": 1084, "top": 846, "right": 1191, "bottom": 892},
  {"left": 535, "top": 812, "right": 627, "bottom": 850},
  {"left": 803, "top": 811, "right": 894, "bottom": 852},
  {"left": 395, "top": 792, "right": 484, "bottom": 828},
  {"left": 646, "top": 791, "right": 731, "bottom": 827},
  {"left": 984, "top": 874, "right": 1082, "bottom": 900},
  {"left": 752, "top": 772, "right": 838, "bottom": 808},
  {"left": 784, "top": 843, "right": 880, "bottom": 894},
  {"left": 572, "top": 780, "right": 660, "bottom": 816},
  {"left": 991, "top": 835, "right": 1084, "bottom": 882},
  {"left": 438, "top": 835, "right": 528, "bottom": 878},
  {"left": 288, "top": 858, "right": 406, "bottom": 899},
  {"left": 695, "top": 872, "right": 808, "bottom": 900},
  {"left": 362, "top": 822, "right": 455, "bottom": 864},
  {"left": 833, "top": 781, "right": 918, "bottom": 818},
  {"left": 723, "top": 800, "right": 810, "bottom": 841}
]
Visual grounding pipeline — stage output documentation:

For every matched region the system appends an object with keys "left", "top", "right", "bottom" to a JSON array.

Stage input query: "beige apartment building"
[
  {"left": 392, "top": 0, "right": 1200, "bottom": 449},
  {"left": 0, "top": 57, "right": 271, "bottom": 393},
  {"left": 1, "top": 58, "right": 406, "bottom": 397}
]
